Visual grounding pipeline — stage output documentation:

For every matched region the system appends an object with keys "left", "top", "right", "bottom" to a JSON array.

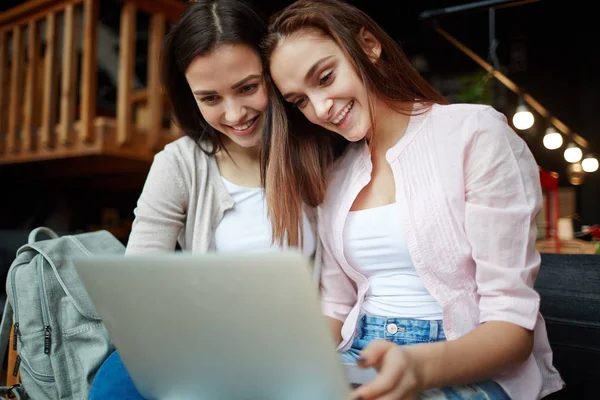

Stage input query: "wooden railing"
[{"left": 0, "top": 0, "right": 186, "bottom": 165}]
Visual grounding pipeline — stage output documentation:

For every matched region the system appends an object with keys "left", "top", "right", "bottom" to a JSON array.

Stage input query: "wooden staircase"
[{"left": 0, "top": 0, "right": 186, "bottom": 166}]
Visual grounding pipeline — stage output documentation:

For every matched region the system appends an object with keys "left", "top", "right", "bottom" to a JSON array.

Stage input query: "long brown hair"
[{"left": 261, "top": 0, "right": 447, "bottom": 246}]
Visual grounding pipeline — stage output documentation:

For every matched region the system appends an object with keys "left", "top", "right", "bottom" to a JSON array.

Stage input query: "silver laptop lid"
[{"left": 74, "top": 251, "right": 351, "bottom": 400}]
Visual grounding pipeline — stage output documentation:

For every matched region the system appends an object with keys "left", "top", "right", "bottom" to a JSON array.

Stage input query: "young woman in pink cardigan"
[{"left": 260, "top": 1, "right": 564, "bottom": 399}]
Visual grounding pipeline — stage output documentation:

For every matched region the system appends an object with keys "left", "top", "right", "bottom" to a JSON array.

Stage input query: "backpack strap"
[
  {"left": 27, "top": 227, "right": 59, "bottom": 244},
  {"left": 0, "top": 300, "right": 13, "bottom": 368},
  {"left": 0, "top": 383, "right": 24, "bottom": 399}
]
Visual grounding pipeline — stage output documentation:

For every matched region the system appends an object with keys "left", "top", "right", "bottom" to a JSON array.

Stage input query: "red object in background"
[
  {"left": 539, "top": 168, "right": 560, "bottom": 253},
  {"left": 587, "top": 225, "right": 600, "bottom": 240}
]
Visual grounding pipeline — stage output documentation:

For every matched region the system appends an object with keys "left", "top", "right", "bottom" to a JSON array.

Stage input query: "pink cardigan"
[{"left": 317, "top": 104, "right": 564, "bottom": 399}]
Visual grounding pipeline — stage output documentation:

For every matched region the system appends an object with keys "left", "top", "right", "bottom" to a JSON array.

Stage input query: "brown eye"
[
  {"left": 294, "top": 96, "right": 308, "bottom": 108},
  {"left": 240, "top": 84, "right": 259, "bottom": 94},
  {"left": 319, "top": 71, "right": 333, "bottom": 85},
  {"left": 200, "top": 96, "right": 219, "bottom": 105}
]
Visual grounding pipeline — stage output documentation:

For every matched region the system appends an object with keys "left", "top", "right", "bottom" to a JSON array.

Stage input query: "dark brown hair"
[
  {"left": 161, "top": 0, "right": 267, "bottom": 155},
  {"left": 260, "top": 0, "right": 447, "bottom": 246}
]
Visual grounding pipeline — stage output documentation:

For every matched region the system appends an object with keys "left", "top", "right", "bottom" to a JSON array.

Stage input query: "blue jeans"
[
  {"left": 89, "top": 351, "right": 145, "bottom": 400},
  {"left": 90, "top": 317, "right": 510, "bottom": 400},
  {"left": 340, "top": 315, "right": 510, "bottom": 400}
]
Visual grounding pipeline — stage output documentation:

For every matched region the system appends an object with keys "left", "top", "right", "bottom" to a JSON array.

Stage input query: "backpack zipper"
[
  {"left": 13, "top": 354, "right": 21, "bottom": 376},
  {"left": 38, "top": 258, "right": 53, "bottom": 355},
  {"left": 13, "top": 323, "right": 20, "bottom": 350},
  {"left": 9, "top": 261, "right": 28, "bottom": 350}
]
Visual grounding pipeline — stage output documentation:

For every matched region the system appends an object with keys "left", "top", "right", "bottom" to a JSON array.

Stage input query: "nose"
[
  {"left": 312, "top": 95, "right": 333, "bottom": 121},
  {"left": 223, "top": 98, "right": 247, "bottom": 124}
]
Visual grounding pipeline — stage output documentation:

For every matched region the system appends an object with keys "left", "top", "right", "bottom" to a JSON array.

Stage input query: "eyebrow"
[
  {"left": 192, "top": 74, "right": 262, "bottom": 96},
  {"left": 283, "top": 56, "right": 334, "bottom": 100}
]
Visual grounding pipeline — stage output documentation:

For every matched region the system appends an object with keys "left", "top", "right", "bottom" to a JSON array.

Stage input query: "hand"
[{"left": 349, "top": 340, "right": 425, "bottom": 400}]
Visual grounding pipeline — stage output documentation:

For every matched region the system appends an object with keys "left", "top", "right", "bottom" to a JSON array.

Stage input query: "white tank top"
[
  {"left": 343, "top": 202, "right": 443, "bottom": 320},
  {"left": 214, "top": 177, "right": 316, "bottom": 257}
]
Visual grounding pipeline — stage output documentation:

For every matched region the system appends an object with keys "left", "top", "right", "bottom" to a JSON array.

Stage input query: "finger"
[
  {"left": 376, "top": 386, "right": 418, "bottom": 400},
  {"left": 349, "top": 375, "right": 395, "bottom": 400},
  {"left": 350, "top": 351, "right": 405, "bottom": 400},
  {"left": 375, "top": 375, "right": 419, "bottom": 400},
  {"left": 357, "top": 339, "right": 395, "bottom": 368}
]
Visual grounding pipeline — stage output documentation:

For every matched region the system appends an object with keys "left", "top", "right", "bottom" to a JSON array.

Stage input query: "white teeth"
[
  {"left": 332, "top": 101, "right": 354, "bottom": 125},
  {"left": 231, "top": 118, "right": 255, "bottom": 131}
]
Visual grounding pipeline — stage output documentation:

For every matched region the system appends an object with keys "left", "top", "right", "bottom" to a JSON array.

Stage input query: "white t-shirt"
[
  {"left": 214, "top": 177, "right": 316, "bottom": 256},
  {"left": 343, "top": 202, "right": 443, "bottom": 320}
]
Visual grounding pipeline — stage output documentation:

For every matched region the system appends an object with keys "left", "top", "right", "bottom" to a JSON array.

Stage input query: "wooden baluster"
[
  {"left": 148, "top": 12, "right": 165, "bottom": 151},
  {"left": 41, "top": 12, "right": 58, "bottom": 149},
  {"left": 7, "top": 26, "right": 23, "bottom": 154},
  {"left": 59, "top": 5, "right": 80, "bottom": 146},
  {"left": 0, "top": 30, "right": 7, "bottom": 154},
  {"left": 117, "top": 2, "right": 136, "bottom": 146},
  {"left": 22, "top": 19, "right": 40, "bottom": 152},
  {"left": 80, "top": 0, "right": 97, "bottom": 144}
]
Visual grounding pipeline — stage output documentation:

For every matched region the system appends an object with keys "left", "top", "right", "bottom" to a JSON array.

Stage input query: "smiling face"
[
  {"left": 185, "top": 43, "right": 268, "bottom": 149},
  {"left": 269, "top": 28, "right": 377, "bottom": 142}
]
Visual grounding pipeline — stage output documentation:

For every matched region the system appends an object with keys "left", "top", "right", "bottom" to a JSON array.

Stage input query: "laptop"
[{"left": 73, "top": 251, "right": 376, "bottom": 400}]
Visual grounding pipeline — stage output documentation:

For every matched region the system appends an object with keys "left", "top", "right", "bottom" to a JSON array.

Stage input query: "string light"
[
  {"left": 425, "top": 24, "right": 596, "bottom": 181},
  {"left": 542, "top": 124, "right": 563, "bottom": 150},
  {"left": 564, "top": 142, "right": 583, "bottom": 163},
  {"left": 512, "top": 98, "right": 534, "bottom": 130},
  {"left": 567, "top": 162, "right": 585, "bottom": 185},
  {"left": 582, "top": 155, "right": 599, "bottom": 173}
]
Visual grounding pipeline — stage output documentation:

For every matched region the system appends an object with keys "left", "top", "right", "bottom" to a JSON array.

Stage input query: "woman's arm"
[
  {"left": 126, "top": 152, "right": 188, "bottom": 254},
  {"left": 326, "top": 316, "right": 344, "bottom": 346},
  {"left": 352, "top": 322, "right": 531, "bottom": 399},
  {"left": 319, "top": 226, "right": 357, "bottom": 347}
]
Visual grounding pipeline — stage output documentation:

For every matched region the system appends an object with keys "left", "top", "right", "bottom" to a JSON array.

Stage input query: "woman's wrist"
[{"left": 405, "top": 341, "right": 448, "bottom": 391}]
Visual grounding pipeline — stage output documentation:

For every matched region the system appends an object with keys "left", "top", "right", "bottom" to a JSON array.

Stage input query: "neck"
[
  {"left": 222, "top": 136, "right": 260, "bottom": 165},
  {"left": 215, "top": 135, "right": 262, "bottom": 188},
  {"left": 369, "top": 99, "right": 413, "bottom": 156}
]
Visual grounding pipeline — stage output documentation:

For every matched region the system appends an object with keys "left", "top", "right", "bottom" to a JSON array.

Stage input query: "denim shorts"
[{"left": 340, "top": 315, "right": 511, "bottom": 400}]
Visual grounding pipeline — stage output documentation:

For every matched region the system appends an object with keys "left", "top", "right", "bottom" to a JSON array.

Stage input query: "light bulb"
[
  {"left": 564, "top": 143, "right": 583, "bottom": 163},
  {"left": 570, "top": 162, "right": 583, "bottom": 173},
  {"left": 567, "top": 163, "right": 585, "bottom": 185},
  {"left": 543, "top": 127, "right": 563, "bottom": 150},
  {"left": 582, "top": 156, "right": 599, "bottom": 173},
  {"left": 512, "top": 104, "right": 534, "bottom": 130}
]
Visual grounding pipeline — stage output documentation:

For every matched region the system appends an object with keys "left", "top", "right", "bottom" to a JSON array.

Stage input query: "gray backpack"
[{"left": 0, "top": 227, "right": 125, "bottom": 399}]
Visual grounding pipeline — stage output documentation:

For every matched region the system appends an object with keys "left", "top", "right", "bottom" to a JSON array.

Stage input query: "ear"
[{"left": 358, "top": 27, "right": 382, "bottom": 63}]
